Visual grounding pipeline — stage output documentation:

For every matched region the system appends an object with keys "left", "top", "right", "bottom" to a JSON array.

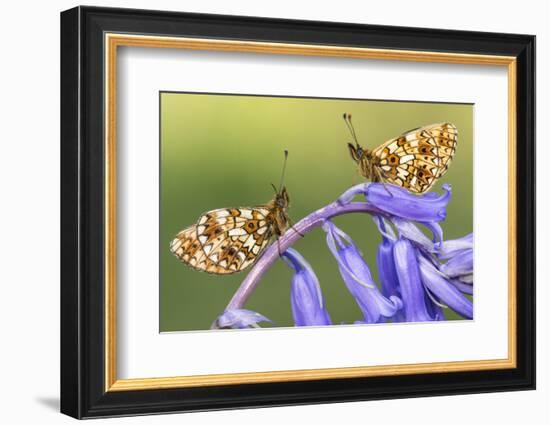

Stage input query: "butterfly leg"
[
  {"left": 374, "top": 168, "right": 394, "bottom": 198},
  {"left": 276, "top": 236, "right": 282, "bottom": 258},
  {"left": 287, "top": 217, "right": 304, "bottom": 237},
  {"left": 382, "top": 182, "right": 394, "bottom": 197}
]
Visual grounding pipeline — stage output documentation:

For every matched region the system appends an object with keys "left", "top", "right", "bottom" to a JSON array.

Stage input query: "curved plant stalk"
[
  {"left": 210, "top": 183, "right": 472, "bottom": 329},
  {"left": 211, "top": 201, "right": 384, "bottom": 329}
]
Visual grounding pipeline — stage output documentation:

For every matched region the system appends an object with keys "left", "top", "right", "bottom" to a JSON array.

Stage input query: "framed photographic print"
[{"left": 60, "top": 6, "right": 535, "bottom": 419}]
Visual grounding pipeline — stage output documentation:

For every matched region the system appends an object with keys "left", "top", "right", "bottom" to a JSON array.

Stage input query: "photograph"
[
  {"left": 56, "top": 4, "right": 536, "bottom": 419},
  {"left": 161, "top": 92, "right": 474, "bottom": 332}
]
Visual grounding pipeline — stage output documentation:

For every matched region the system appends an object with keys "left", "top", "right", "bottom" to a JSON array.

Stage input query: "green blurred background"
[{"left": 160, "top": 92, "right": 473, "bottom": 332}]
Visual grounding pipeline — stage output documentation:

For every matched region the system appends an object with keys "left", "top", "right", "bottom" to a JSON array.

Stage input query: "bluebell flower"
[
  {"left": 324, "top": 221, "right": 402, "bottom": 323},
  {"left": 448, "top": 278, "right": 473, "bottom": 295},
  {"left": 393, "top": 237, "right": 436, "bottom": 322},
  {"left": 374, "top": 217, "right": 400, "bottom": 297},
  {"left": 282, "top": 248, "right": 332, "bottom": 326},
  {"left": 339, "top": 182, "right": 452, "bottom": 223},
  {"left": 441, "top": 250, "right": 473, "bottom": 280},
  {"left": 417, "top": 254, "right": 473, "bottom": 319},
  {"left": 215, "top": 309, "right": 271, "bottom": 329},
  {"left": 390, "top": 216, "right": 441, "bottom": 252},
  {"left": 218, "top": 182, "right": 473, "bottom": 327},
  {"left": 360, "top": 184, "right": 473, "bottom": 321},
  {"left": 374, "top": 217, "right": 406, "bottom": 322},
  {"left": 438, "top": 232, "right": 473, "bottom": 258},
  {"left": 438, "top": 233, "right": 474, "bottom": 285},
  {"left": 387, "top": 227, "right": 473, "bottom": 320}
]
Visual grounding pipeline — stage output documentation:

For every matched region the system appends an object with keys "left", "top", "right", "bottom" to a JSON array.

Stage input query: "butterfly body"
[
  {"left": 347, "top": 145, "right": 378, "bottom": 182},
  {"left": 269, "top": 188, "right": 291, "bottom": 237},
  {"left": 170, "top": 187, "right": 290, "bottom": 275},
  {"left": 345, "top": 115, "right": 457, "bottom": 194}
]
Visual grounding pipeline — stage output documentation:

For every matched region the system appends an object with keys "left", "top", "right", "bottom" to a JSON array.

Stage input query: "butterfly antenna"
[
  {"left": 278, "top": 150, "right": 289, "bottom": 193},
  {"left": 348, "top": 114, "right": 359, "bottom": 142},
  {"left": 342, "top": 113, "right": 360, "bottom": 147}
]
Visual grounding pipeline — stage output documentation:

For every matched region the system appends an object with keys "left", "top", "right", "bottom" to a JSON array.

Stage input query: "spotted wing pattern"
[
  {"left": 170, "top": 207, "right": 274, "bottom": 275},
  {"left": 371, "top": 122, "right": 457, "bottom": 193}
]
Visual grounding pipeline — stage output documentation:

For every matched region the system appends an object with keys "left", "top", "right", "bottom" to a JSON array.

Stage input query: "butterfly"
[
  {"left": 343, "top": 113, "right": 458, "bottom": 194},
  {"left": 170, "top": 151, "right": 291, "bottom": 275}
]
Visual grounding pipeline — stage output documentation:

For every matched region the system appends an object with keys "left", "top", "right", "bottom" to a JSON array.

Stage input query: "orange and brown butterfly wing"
[
  {"left": 170, "top": 207, "right": 274, "bottom": 275},
  {"left": 371, "top": 122, "right": 457, "bottom": 194},
  {"left": 169, "top": 225, "right": 222, "bottom": 272}
]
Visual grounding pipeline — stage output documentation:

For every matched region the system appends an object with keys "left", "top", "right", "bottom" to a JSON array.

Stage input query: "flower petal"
[
  {"left": 373, "top": 215, "right": 396, "bottom": 241},
  {"left": 391, "top": 217, "right": 436, "bottom": 253},
  {"left": 458, "top": 274, "right": 474, "bottom": 284},
  {"left": 338, "top": 244, "right": 402, "bottom": 323},
  {"left": 283, "top": 248, "right": 332, "bottom": 327},
  {"left": 366, "top": 183, "right": 452, "bottom": 222},
  {"left": 440, "top": 249, "right": 473, "bottom": 278},
  {"left": 437, "top": 233, "right": 473, "bottom": 259},
  {"left": 376, "top": 236, "right": 400, "bottom": 298},
  {"left": 421, "top": 220, "right": 444, "bottom": 245},
  {"left": 323, "top": 221, "right": 402, "bottom": 323},
  {"left": 337, "top": 182, "right": 371, "bottom": 205},
  {"left": 376, "top": 236, "right": 407, "bottom": 322},
  {"left": 324, "top": 221, "right": 375, "bottom": 289},
  {"left": 215, "top": 309, "right": 271, "bottom": 329},
  {"left": 393, "top": 238, "right": 434, "bottom": 322},
  {"left": 337, "top": 181, "right": 452, "bottom": 223},
  {"left": 417, "top": 255, "right": 473, "bottom": 319},
  {"left": 365, "top": 183, "right": 451, "bottom": 222},
  {"left": 450, "top": 278, "right": 474, "bottom": 295},
  {"left": 425, "top": 295, "right": 446, "bottom": 321}
]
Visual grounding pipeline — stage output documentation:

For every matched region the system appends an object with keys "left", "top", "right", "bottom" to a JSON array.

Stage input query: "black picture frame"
[{"left": 61, "top": 5, "right": 535, "bottom": 419}]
